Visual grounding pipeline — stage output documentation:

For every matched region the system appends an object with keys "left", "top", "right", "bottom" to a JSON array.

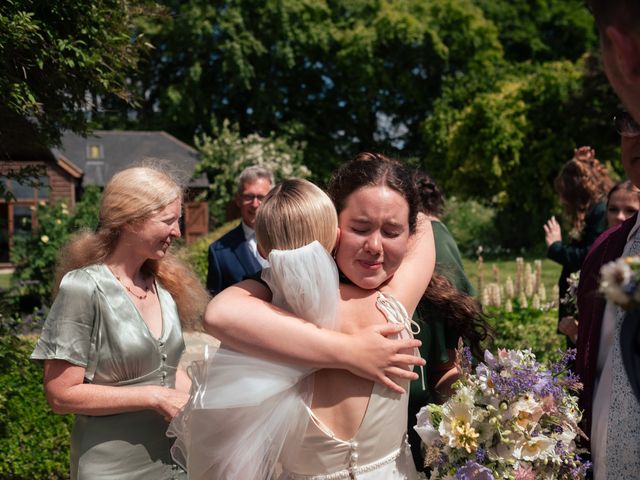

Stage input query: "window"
[
  {"left": 87, "top": 144, "right": 103, "bottom": 159},
  {"left": 0, "top": 173, "right": 49, "bottom": 265}
]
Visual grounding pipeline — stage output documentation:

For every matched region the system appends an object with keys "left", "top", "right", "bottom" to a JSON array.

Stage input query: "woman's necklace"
[{"left": 110, "top": 268, "right": 152, "bottom": 300}]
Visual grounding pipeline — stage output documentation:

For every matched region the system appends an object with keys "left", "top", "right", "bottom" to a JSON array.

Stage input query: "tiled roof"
[{"left": 57, "top": 131, "right": 208, "bottom": 188}]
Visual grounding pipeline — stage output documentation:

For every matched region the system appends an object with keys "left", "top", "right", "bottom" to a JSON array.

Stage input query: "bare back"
[{"left": 310, "top": 284, "right": 413, "bottom": 440}]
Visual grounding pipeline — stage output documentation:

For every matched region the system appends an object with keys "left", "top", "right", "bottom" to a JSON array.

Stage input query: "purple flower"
[
  {"left": 475, "top": 447, "right": 487, "bottom": 463},
  {"left": 455, "top": 461, "right": 495, "bottom": 480}
]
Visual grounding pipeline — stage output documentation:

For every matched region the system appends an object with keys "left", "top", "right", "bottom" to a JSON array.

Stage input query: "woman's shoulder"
[{"left": 58, "top": 264, "right": 106, "bottom": 293}]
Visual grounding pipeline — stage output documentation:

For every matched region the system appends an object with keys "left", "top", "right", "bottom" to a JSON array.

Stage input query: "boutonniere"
[{"left": 599, "top": 256, "right": 640, "bottom": 310}]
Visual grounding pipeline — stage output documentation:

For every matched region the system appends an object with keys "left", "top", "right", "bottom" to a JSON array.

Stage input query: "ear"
[{"left": 606, "top": 25, "right": 640, "bottom": 83}]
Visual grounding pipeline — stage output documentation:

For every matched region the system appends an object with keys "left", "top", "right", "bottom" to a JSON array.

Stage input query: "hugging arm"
[
  {"left": 205, "top": 280, "right": 424, "bottom": 394},
  {"left": 383, "top": 213, "right": 436, "bottom": 316}
]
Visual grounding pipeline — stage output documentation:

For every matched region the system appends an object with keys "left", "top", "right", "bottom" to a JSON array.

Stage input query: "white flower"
[
  {"left": 510, "top": 396, "right": 544, "bottom": 430},
  {"left": 439, "top": 400, "right": 479, "bottom": 453},
  {"left": 414, "top": 407, "right": 440, "bottom": 447},
  {"left": 40, "top": 235, "right": 49, "bottom": 244},
  {"left": 600, "top": 258, "right": 633, "bottom": 305},
  {"left": 513, "top": 435, "right": 555, "bottom": 461}
]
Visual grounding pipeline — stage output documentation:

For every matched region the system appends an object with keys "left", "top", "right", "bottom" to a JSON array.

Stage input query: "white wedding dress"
[
  {"left": 168, "top": 241, "right": 339, "bottom": 479},
  {"left": 168, "top": 241, "right": 419, "bottom": 480},
  {"left": 278, "top": 293, "right": 419, "bottom": 480}
]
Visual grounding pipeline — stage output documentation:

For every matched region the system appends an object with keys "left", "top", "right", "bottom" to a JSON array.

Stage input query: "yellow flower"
[
  {"left": 452, "top": 421, "right": 479, "bottom": 453},
  {"left": 40, "top": 235, "right": 49, "bottom": 244}
]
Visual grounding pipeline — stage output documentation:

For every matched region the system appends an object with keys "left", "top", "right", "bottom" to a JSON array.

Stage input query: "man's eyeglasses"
[
  {"left": 614, "top": 111, "right": 640, "bottom": 138},
  {"left": 240, "top": 194, "right": 266, "bottom": 204}
]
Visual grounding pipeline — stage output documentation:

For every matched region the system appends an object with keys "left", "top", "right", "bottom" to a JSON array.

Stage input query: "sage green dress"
[{"left": 31, "top": 264, "right": 187, "bottom": 480}]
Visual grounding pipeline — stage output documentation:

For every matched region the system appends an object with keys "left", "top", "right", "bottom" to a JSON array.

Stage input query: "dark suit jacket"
[
  {"left": 576, "top": 212, "right": 637, "bottom": 437},
  {"left": 206, "top": 223, "right": 262, "bottom": 296}
]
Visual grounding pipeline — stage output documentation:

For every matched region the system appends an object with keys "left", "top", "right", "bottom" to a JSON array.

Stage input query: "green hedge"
[
  {"left": 177, "top": 220, "right": 238, "bottom": 284},
  {"left": 485, "top": 305, "right": 565, "bottom": 364},
  {"left": 0, "top": 335, "right": 72, "bottom": 479}
]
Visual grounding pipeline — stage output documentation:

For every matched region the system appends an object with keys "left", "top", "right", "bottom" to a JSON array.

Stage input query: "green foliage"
[
  {"left": 177, "top": 220, "right": 238, "bottom": 284},
  {"left": 11, "top": 187, "right": 101, "bottom": 304},
  {"left": 196, "top": 119, "right": 309, "bottom": 225},
  {"left": 0, "top": 0, "right": 158, "bottom": 148},
  {"left": 441, "top": 197, "right": 496, "bottom": 257},
  {"left": 475, "top": 0, "right": 596, "bottom": 62},
  {"left": 85, "top": 0, "right": 617, "bottom": 251},
  {"left": 423, "top": 56, "right": 620, "bottom": 249},
  {"left": 485, "top": 305, "right": 564, "bottom": 364},
  {"left": 0, "top": 335, "right": 72, "bottom": 479},
  {"left": 95, "top": 0, "right": 505, "bottom": 176}
]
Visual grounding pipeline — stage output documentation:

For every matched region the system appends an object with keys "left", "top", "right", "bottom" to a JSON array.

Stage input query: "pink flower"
[
  {"left": 514, "top": 464, "right": 535, "bottom": 480},
  {"left": 540, "top": 394, "right": 556, "bottom": 413}
]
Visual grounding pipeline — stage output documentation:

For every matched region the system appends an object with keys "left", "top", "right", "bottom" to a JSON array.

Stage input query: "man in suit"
[
  {"left": 206, "top": 166, "right": 274, "bottom": 295},
  {"left": 577, "top": 2, "right": 640, "bottom": 477}
]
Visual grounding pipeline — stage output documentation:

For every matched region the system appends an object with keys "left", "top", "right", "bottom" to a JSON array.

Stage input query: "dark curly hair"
[
  {"left": 327, "top": 152, "right": 420, "bottom": 234},
  {"left": 411, "top": 168, "right": 493, "bottom": 358},
  {"left": 554, "top": 146, "right": 613, "bottom": 239},
  {"left": 412, "top": 169, "right": 445, "bottom": 218}
]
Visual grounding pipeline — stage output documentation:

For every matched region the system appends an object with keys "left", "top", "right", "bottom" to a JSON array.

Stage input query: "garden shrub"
[
  {"left": 485, "top": 304, "right": 565, "bottom": 364},
  {"left": 0, "top": 335, "right": 72, "bottom": 479},
  {"left": 11, "top": 186, "right": 101, "bottom": 306},
  {"left": 196, "top": 119, "right": 310, "bottom": 226},
  {"left": 442, "top": 197, "right": 498, "bottom": 258},
  {"left": 177, "top": 220, "right": 238, "bottom": 284}
]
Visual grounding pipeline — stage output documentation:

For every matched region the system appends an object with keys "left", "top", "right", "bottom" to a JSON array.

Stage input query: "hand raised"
[{"left": 543, "top": 216, "right": 562, "bottom": 247}]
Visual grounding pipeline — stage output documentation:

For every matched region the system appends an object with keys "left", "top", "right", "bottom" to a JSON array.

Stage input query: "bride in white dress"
[
  {"left": 204, "top": 154, "right": 458, "bottom": 478},
  {"left": 168, "top": 179, "right": 341, "bottom": 478}
]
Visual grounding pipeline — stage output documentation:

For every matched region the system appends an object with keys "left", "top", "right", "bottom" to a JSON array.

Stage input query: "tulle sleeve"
[{"left": 168, "top": 241, "right": 339, "bottom": 479}]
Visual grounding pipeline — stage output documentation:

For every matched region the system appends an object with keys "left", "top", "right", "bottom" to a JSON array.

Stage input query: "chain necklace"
[{"left": 109, "top": 268, "right": 152, "bottom": 300}]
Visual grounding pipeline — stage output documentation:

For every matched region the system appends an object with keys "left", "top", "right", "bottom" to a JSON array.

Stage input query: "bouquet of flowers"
[
  {"left": 414, "top": 344, "right": 590, "bottom": 479},
  {"left": 599, "top": 256, "right": 640, "bottom": 310},
  {"left": 560, "top": 271, "right": 580, "bottom": 317}
]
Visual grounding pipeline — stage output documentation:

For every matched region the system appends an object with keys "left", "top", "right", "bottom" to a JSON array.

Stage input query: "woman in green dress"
[{"left": 31, "top": 165, "right": 209, "bottom": 479}]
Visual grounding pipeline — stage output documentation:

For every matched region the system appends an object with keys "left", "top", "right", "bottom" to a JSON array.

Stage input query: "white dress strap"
[{"left": 375, "top": 292, "right": 425, "bottom": 390}]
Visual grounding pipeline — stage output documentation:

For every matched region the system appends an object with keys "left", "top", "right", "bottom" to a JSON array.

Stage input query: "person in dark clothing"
[{"left": 544, "top": 146, "right": 612, "bottom": 346}]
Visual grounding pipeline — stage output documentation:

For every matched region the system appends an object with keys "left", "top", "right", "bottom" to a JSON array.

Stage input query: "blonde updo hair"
[
  {"left": 255, "top": 179, "right": 337, "bottom": 256},
  {"left": 55, "top": 163, "right": 209, "bottom": 331}
]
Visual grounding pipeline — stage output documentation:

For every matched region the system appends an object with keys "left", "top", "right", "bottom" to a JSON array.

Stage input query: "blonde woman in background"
[{"left": 31, "top": 164, "right": 209, "bottom": 479}]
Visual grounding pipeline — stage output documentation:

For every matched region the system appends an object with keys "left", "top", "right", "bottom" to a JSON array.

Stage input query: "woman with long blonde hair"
[{"left": 31, "top": 164, "right": 209, "bottom": 479}]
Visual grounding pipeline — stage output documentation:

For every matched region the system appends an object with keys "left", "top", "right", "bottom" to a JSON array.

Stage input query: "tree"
[
  {"left": 422, "top": 54, "right": 621, "bottom": 249},
  {"left": 94, "top": 0, "right": 504, "bottom": 177},
  {"left": 0, "top": 0, "right": 156, "bottom": 153},
  {"left": 195, "top": 119, "right": 309, "bottom": 225}
]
